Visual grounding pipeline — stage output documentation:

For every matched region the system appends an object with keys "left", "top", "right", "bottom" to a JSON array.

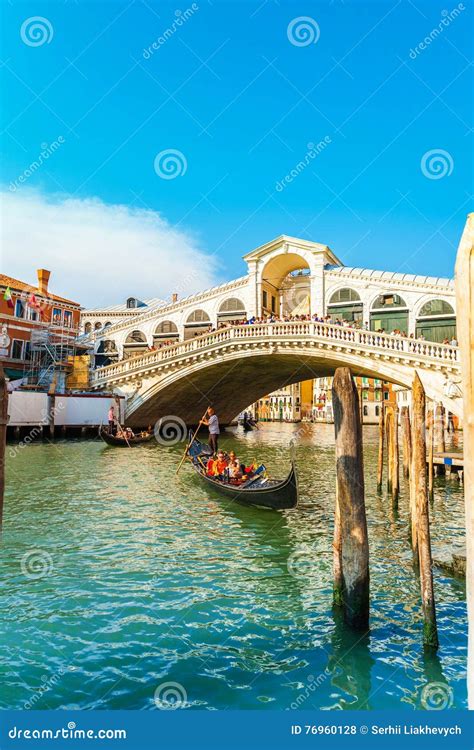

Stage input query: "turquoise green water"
[{"left": 0, "top": 423, "right": 466, "bottom": 710}]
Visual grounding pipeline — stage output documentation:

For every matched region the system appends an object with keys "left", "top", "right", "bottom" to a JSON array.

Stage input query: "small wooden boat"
[
  {"left": 98, "top": 426, "right": 154, "bottom": 447},
  {"left": 242, "top": 417, "right": 256, "bottom": 431},
  {"left": 186, "top": 434, "right": 298, "bottom": 510}
]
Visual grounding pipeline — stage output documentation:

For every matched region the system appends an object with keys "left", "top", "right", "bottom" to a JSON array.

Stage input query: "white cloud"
[{"left": 0, "top": 190, "right": 222, "bottom": 308}]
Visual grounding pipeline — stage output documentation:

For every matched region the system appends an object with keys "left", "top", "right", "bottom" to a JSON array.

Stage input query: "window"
[
  {"left": 186, "top": 310, "right": 210, "bottom": 324},
  {"left": 363, "top": 405, "right": 368, "bottom": 416},
  {"left": 52, "top": 308, "right": 62, "bottom": 325},
  {"left": 64, "top": 310, "right": 73, "bottom": 328},
  {"left": 262, "top": 290, "right": 268, "bottom": 309},
  {"left": 155, "top": 321, "right": 178, "bottom": 335},
  {"left": 219, "top": 298, "right": 245, "bottom": 313},
  {"left": 375, "top": 406, "right": 380, "bottom": 416},
  {"left": 11, "top": 339, "right": 24, "bottom": 359},
  {"left": 372, "top": 293, "right": 407, "bottom": 309},
  {"left": 418, "top": 299, "right": 455, "bottom": 317},
  {"left": 14, "top": 300, "right": 25, "bottom": 318},
  {"left": 362, "top": 377, "right": 369, "bottom": 386},
  {"left": 24, "top": 341, "right": 32, "bottom": 360},
  {"left": 329, "top": 288, "right": 361, "bottom": 304},
  {"left": 375, "top": 391, "right": 382, "bottom": 401},
  {"left": 271, "top": 295, "right": 276, "bottom": 313},
  {"left": 126, "top": 297, "right": 138, "bottom": 309},
  {"left": 384, "top": 391, "right": 389, "bottom": 401},
  {"left": 362, "top": 390, "right": 369, "bottom": 400}
]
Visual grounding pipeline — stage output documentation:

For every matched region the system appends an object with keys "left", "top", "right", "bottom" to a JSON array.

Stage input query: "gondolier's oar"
[
  {"left": 176, "top": 409, "right": 208, "bottom": 475},
  {"left": 115, "top": 416, "right": 132, "bottom": 448}
]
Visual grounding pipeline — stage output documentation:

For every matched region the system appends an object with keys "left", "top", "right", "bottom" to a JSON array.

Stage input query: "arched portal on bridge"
[
  {"left": 184, "top": 309, "right": 211, "bottom": 340},
  {"left": 327, "top": 288, "right": 363, "bottom": 323},
  {"left": 416, "top": 299, "right": 456, "bottom": 343},
  {"left": 123, "top": 330, "right": 148, "bottom": 358},
  {"left": 217, "top": 297, "right": 246, "bottom": 324},
  {"left": 261, "top": 253, "right": 311, "bottom": 317},
  {"left": 370, "top": 293, "right": 409, "bottom": 334},
  {"left": 153, "top": 320, "right": 179, "bottom": 346},
  {"left": 95, "top": 339, "right": 118, "bottom": 367}
]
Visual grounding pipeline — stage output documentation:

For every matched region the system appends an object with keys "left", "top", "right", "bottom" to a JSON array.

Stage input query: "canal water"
[{"left": 0, "top": 424, "right": 466, "bottom": 711}]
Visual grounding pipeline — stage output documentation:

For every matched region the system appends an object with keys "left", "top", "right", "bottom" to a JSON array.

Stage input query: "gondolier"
[
  {"left": 108, "top": 403, "right": 116, "bottom": 434},
  {"left": 201, "top": 406, "right": 220, "bottom": 453}
]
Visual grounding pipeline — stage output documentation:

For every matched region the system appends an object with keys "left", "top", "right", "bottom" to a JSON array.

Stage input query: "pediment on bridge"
[{"left": 243, "top": 235, "right": 343, "bottom": 268}]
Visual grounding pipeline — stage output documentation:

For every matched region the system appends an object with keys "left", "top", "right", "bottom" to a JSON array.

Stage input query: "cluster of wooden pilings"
[{"left": 332, "top": 366, "right": 439, "bottom": 649}]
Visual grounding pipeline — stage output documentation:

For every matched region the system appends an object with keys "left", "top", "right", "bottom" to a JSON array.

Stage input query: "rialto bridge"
[{"left": 83, "top": 235, "right": 462, "bottom": 426}]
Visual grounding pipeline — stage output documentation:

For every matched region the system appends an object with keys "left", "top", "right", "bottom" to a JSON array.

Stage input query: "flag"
[
  {"left": 3, "top": 286, "right": 14, "bottom": 309},
  {"left": 27, "top": 292, "right": 42, "bottom": 317}
]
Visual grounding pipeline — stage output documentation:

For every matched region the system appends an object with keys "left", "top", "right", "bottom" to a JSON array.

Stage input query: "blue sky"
[{"left": 1, "top": 0, "right": 472, "bottom": 305}]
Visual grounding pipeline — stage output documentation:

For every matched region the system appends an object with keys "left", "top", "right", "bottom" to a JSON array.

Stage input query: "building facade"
[{"left": 0, "top": 269, "right": 81, "bottom": 382}]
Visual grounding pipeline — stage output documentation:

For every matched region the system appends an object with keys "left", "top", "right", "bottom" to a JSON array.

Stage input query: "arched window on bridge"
[
  {"left": 84, "top": 322, "right": 92, "bottom": 335},
  {"left": 94, "top": 321, "right": 102, "bottom": 330},
  {"left": 416, "top": 299, "right": 456, "bottom": 343},
  {"left": 123, "top": 330, "right": 148, "bottom": 359},
  {"left": 103, "top": 321, "right": 112, "bottom": 329},
  {"left": 217, "top": 298, "right": 246, "bottom": 324},
  {"left": 327, "top": 288, "right": 363, "bottom": 324},
  {"left": 370, "top": 293, "right": 409, "bottom": 335},
  {"left": 184, "top": 309, "right": 211, "bottom": 340},
  {"left": 153, "top": 320, "right": 179, "bottom": 346},
  {"left": 95, "top": 339, "right": 118, "bottom": 367}
]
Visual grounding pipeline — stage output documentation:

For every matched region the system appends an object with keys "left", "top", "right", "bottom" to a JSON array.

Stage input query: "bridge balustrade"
[{"left": 90, "top": 320, "right": 459, "bottom": 386}]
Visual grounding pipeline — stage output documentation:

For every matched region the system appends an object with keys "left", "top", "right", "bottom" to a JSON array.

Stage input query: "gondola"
[
  {"left": 98, "top": 426, "right": 154, "bottom": 447},
  {"left": 186, "top": 433, "right": 298, "bottom": 510},
  {"left": 242, "top": 418, "right": 256, "bottom": 431}
]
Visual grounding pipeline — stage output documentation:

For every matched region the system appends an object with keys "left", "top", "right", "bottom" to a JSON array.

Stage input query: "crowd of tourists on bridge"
[{"left": 128, "top": 313, "right": 457, "bottom": 360}]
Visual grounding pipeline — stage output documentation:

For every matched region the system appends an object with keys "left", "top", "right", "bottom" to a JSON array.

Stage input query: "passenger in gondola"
[
  {"left": 206, "top": 454, "right": 217, "bottom": 476},
  {"left": 214, "top": 450, "right": 229, "bottom": 478}
]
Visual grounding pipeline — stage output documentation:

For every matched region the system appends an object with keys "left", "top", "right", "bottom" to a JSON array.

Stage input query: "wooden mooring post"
[
  {"left": 376, "top": 404, "right": 384, "bottom": 492},
  {"left": 332, "top": 367, "right": 370, "bottom": 631},
  {"left": 401, "top": 406, "right": 411, "bottom": 479},
  {"left": 385, "top": 405, "right": 399, "bottom": 505},
  {"left": 454, "top": 211, "right": 474, "bottom": 706},
  {"left": 0, "top": 364, "right": 7, "bottom": 527},
  {"left": 427, "top": 409, "right": 434, "bottom": 501},
  {"left": 434, "top": 402, "right": 446, "bottom": 476},
  {"left": 412, "top": 373, "right": 439, "bottom": 649}
]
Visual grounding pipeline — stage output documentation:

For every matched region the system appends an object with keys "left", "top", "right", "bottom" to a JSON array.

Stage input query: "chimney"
[
  {"left": 172, "top": 293, "right": 178, "bottom": 303},
  {"left": 37, "top": 269, "right": 50, "bottom": 296}
]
